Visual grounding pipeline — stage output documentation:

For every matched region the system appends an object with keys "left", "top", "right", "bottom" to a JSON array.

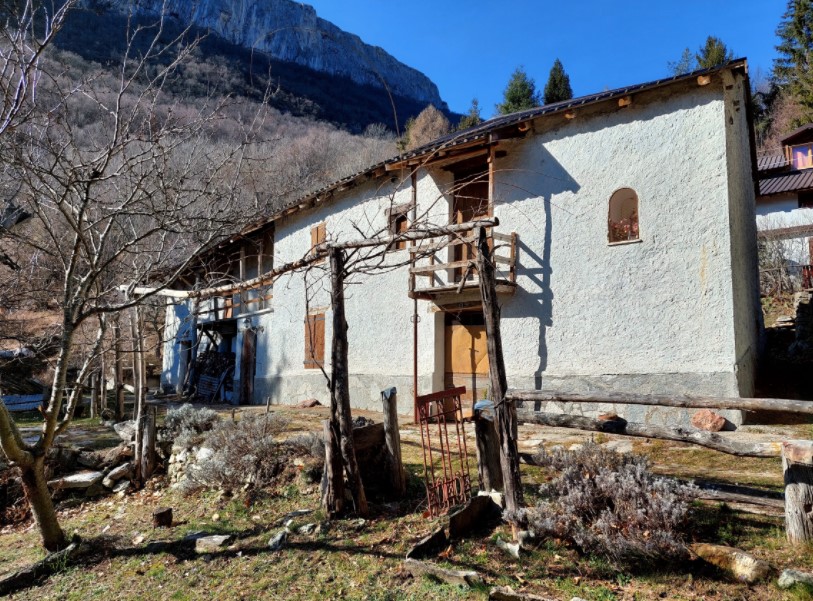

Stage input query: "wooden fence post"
[
  {"left": 783, "top": 440, "right": 813, "bottom": 545},
  {"left": 476, "top": 227, "right": 523, "bottom": 514},
  {"left": 321, "top": 418, "right": 345, "bottom": 516},
  {"left": 329, "top": 247, "right": 368, "bottom": 516},
  {"left": 381, "top": 389, "right": 406, "bottom": 496},
  {"left": 474, "top": 416, "right": 503, "bottom": 492}
]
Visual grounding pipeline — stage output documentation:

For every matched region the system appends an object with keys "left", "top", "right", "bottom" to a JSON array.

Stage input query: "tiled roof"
[
  {"left": 759, "top": 169, "right": 813, "bottom": 196},
  {"left": 757, "top": 154, "right": 788, "bottom": 171}
]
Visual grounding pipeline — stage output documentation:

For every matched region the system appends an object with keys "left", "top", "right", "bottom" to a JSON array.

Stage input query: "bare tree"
[{"left": 0, "top": 6, "right": 265, "bottom": 550}]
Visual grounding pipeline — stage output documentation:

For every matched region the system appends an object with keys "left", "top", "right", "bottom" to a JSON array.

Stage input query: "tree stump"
[
  {"left": 783, "top": 440, "right": 813, "bottom": 545},
  {"left": 152, "top": 507, "right": 172, "bottom": 528}
]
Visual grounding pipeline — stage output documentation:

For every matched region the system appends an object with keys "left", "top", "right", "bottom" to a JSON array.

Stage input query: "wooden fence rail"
[{"left": 506, "top": 389, "right": 813, "bottom": 415}]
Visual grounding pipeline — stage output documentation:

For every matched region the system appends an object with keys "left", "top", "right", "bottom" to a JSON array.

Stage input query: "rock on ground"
[
  {"left": 778, "top": 569, "right": 813, "bottom": 589},
  {"left": 48, "top": 471, "right": 104, "bottom": 490},
  {"left": 113, "top": 421, "right": 136, "bottom": 443},
  {"left": 268, "top": 530, "right": 287, "bottom": 551},
  {"left": 194, "top": 535, "right": 233, "bottom": 554},
  {"left": 102, "top": 463, "right": 133, "bottom": 488},
  {"left": 691, "top": 409, "right": 727, "bottom": 432}
]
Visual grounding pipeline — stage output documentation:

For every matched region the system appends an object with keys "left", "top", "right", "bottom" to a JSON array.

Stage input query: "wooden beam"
[
  {"left": 564, "top": 110, "right": 576, "bottom": 120},
  {"left": 697, "top": 74, "right": 712, "bottom": 86},
  {"left": 506, "top": 388, "right": 813, "bottom": 415},
  {"left": 517, "top": 411, "right": 783, "bottom": 457},
  {"left": 618, "top": 95, "right": 633, "bottom": 108}
]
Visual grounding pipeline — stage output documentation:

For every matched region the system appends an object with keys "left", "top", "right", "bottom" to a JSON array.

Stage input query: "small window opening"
[
  {"left": 608, "top": 188, "right": 640, "bottom": 243},
  {"left": 792, "top": 144, "right": 813, "bottom": 170},
  {"left": 388, "top": 206, "right": 410, "bottom": 250}
]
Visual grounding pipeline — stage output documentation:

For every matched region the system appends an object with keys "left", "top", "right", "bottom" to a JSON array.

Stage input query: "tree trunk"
[
  {"left": 113, "top": 317, "right": 124, "bottom": 421},
  {"left": 19, "top": 457, "right": 66, "bottom": 552},
  {"left": 476, "top": 227, "right": 522, "bottom": 513},
  {"left": 783, "top": 440, "right": 813, "bottom": 544},
  {"left": 329, "top": 247, "right": 368, "bottom": 516},
  {"left": 382, "top": 390, "right": 406, "bottom": 496},
  {"left": 320, "top": 418, "right": 345, "bottom": 516},
  {"left": 130, "top": 305, "right": 146, "bottom": 484},
  {"left": 140, "top": 405, "right": 157, "bottom": 481},
  {"left": 99, "top": 351, "right": 107, "bottom": 416},
  {"left": 474, "top": 416, "right": 503, "bottom": 492},
  {"left": 89, "top": 371, "right": 99, "bottom": 420}
]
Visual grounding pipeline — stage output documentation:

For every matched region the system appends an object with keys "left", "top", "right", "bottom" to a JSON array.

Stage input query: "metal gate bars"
[{"left": 415, "top": 386, "right": 472, "bottom": 516}]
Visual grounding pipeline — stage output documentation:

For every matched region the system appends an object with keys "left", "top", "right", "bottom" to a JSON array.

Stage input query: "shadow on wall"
[{"left": 498, "top": 145, "right": 580, "bottom": 389}]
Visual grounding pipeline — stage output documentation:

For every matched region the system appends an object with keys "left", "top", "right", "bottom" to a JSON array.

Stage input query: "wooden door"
[
  {"left": 444, "top": 312, "right": 489, "bottom": 410},
  {"left": 239, "top": 328, "right": 256, "bottom": 405},
  {"left": 452, "top": 166, "right": 490, "bottom": 282}
]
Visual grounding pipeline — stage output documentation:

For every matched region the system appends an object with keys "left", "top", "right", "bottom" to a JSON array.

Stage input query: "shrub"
[
  {"left": 509, "top": 442, "right": 695, "bottom": 567},
  {"left": 181, "top": 414, "right": 295, "bottom": 495},
  {"left": 164, "top": 404, "right": 219, "bottom": 448}
]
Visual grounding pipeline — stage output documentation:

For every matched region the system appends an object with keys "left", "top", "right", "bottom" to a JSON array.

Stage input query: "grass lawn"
[{"left": 2, "top": 406, "right": 813, "bottom": 600}]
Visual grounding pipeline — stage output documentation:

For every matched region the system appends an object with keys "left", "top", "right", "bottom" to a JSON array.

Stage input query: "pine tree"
[
  {"left": 458, "top": 98, "right": 483, "bottom": 130},
  {"left": 696, "top": 36, "right": 733, "bottom": 69},
  {"left": 668, "top": 48, "right": 695, "bottom": 76},
  {"left": 773, "top": 0, "right": 813, "bottom": 120},
  {"left": 496, "top": 67, "right": 541, "bottom": 115},
  {"left": 543, "top": 59, "right": 573, "bottom": 104}
]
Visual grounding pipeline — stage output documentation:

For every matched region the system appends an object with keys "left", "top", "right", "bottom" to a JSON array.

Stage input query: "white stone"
[
  {"left": 195, "top": 534, "right": 233, "bottom": 554},
  {"left": 778, "top": 569, "right": 813, "bottom": 589},
  {"left": 196, "top": 447, "right": 214, "bottom": 462},
  {"left": 268, "top": 530, "right": 287, "bottom": 551},
  {"left": 48, "top": 471, "right": 104, "bottom": 490},
  {"left": 103, "top": 463, "right": 133, "bottom": 488}
]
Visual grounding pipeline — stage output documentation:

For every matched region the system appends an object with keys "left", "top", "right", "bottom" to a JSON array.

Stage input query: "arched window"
[{"left": 608, "top": 188, "right": 640, "bottom": 243}]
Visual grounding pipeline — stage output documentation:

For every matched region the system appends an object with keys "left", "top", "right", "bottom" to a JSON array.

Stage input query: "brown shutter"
[{"left": 304, "top": 313, "right": 325, "bottom": 369}]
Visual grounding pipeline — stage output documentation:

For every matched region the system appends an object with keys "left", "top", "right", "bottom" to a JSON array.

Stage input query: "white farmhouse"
[{"left": 161, "top": 60, "right": 761, "bottom": 426}]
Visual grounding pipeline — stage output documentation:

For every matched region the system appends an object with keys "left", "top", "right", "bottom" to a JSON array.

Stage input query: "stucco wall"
[{"left": 163, "top": 76, "right": 756, "bottom": 424}]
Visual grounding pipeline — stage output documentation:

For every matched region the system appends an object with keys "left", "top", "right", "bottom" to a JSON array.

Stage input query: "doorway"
[
  {"left": 452, "top": 162, "right": 490, "bottom": 282},
  {"left": 444, "top": 311, "right": 489, "bottom": 406},
  {"left": 239, "top": 328, "right": 257, "bottom": 405}
]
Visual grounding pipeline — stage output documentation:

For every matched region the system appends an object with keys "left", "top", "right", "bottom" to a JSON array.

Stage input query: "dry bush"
[
  {"left": 509, "top": 442, "right": 695, "bottom": 567},
  {"left": 181, "top": 414, "right": 300, "bottom": 495},
  {"left": 165, "top": 404, "right": 220, "bottom": 448},
  {"left": 403, "top": 104, "right": 450, "bottom": 151}
]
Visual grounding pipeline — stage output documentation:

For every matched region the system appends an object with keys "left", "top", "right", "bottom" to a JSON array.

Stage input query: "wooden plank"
[
  {"left": 506, "top": 388, "right": 813, "bottom": 415},
  {"left": 410, "top": 260, "right": 473, "bottom": 275},
  {"left": 491, "top": 232, "right": 513, "bottom": 242},
  {"left": 416, "top": 386, "right": 467, "bottom": 404},
  {"left": 517, "top": 411, "right": 783, "bottom": 457}
]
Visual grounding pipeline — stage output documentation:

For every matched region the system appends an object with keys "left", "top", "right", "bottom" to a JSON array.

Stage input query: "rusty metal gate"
[{"left": 415, "top": 386, "right": 472, "bottom": 516}]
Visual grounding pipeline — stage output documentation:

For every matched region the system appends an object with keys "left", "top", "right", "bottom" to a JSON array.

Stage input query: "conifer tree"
[
  {"left": 695, "top": 36, "right": 734, "bottom": 69},
  {"left": 773, "top": 0, "right": 813, "bottom": 124},
  {"left": 458, "top": 98, "right": 483, "bottom": 130},
  {"left": 543, "top": 59, "right": 573, "bottom": 104},
  {"left": 668, "top": 48, "right": 695, "bottom": 75},
  {"left": 496, "top": 67, "right": 541, "bottom": 115}
]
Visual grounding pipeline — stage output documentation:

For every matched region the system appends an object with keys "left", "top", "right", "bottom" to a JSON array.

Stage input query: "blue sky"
[{"left": 306, "top": 0, "right": 786, "bottom": 117}]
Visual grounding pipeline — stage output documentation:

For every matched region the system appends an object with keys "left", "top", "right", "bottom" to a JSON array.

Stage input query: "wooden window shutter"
[
  {"left": 304, "top": 313, "right": 325, "bottom": 369},
  {"left": 310, "top": 222, "right": 326, "bottom": 263}
]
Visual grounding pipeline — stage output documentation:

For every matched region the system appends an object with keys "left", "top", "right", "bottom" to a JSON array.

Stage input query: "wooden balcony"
[{"left": 408, "top": 230, "right": 518, "bottom": 301}]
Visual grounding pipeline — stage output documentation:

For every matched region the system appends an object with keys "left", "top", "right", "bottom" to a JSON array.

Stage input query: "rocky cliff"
[{"left": 124, "top": 0, "right": 447, "bottom": 110}]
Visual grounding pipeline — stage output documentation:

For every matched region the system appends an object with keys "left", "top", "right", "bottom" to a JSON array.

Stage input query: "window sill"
[{"left": 607, "top": 238, "right": 642, "bottom": 247}]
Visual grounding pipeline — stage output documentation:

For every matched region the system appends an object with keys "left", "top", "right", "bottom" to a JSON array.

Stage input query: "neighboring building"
[
  {"left": 756, "top": 125, "right": 813, "bottom": 290},
  {"left": 161, "top": 60, "right": 760, "bottom": 426}
]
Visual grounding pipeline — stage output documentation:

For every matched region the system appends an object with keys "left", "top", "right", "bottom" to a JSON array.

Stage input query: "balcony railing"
[{"left": 408, "top": 230, "right": 517, "bottom": 299}]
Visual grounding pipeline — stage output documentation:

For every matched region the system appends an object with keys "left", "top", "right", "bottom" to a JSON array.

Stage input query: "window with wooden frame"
[
  {"left": 304, "top": 312, "right": 325, "bottom": 369},
  {"left": 608, "top": 188, "right": 640, "bottom": 244},
  {"left": 310, "top": 222, "right": 326, "bottom": 263},
  {"left": 388, "top": 204, "right": 411, "bottom": 250}
]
